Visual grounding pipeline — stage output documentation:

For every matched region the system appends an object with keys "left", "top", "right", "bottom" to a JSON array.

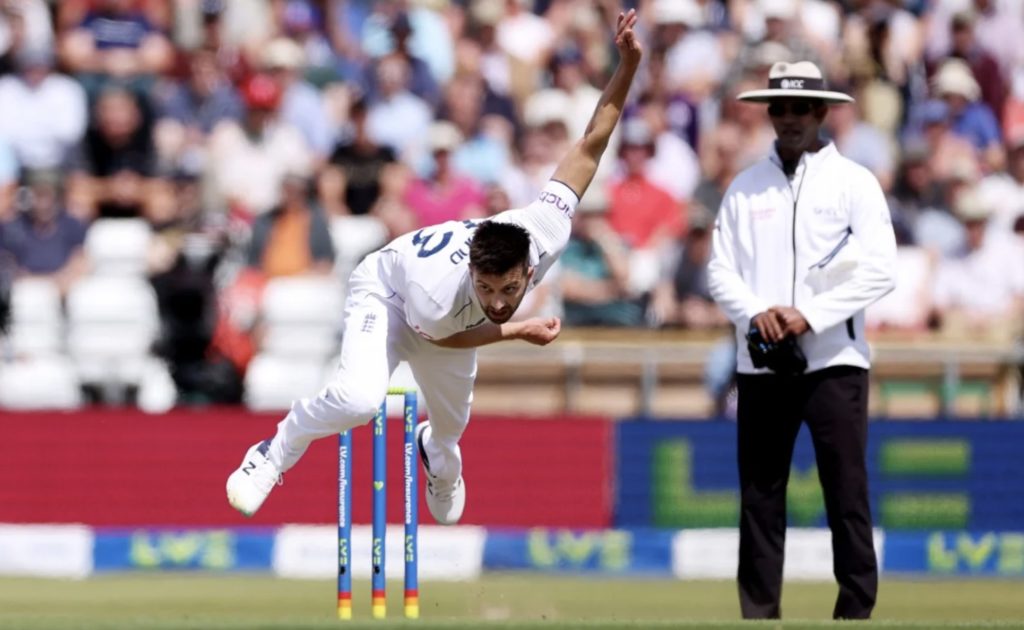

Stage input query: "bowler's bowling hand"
[
  {"left": 513, "top": 317, "right": 562, "bottom": 346},
  {"left": 770, "top": 306, "right": 810, "bottom": 337},
  {"left": 614, "top": 9, "right": 642, "bottom": 67}
]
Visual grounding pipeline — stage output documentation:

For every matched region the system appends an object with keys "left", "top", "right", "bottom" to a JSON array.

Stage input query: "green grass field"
[{"left": 1, "top": 575, "right": 1022, "bottom": 629}]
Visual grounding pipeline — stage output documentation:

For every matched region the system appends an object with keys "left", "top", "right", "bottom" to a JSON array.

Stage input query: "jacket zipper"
[{"left": 786, "top": 160, "right": 808, "bottom": 306}]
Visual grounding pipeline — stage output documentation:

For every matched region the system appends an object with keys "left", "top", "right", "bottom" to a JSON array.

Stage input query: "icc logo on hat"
[{"left": 780, "top": 79, "right": 804, "bottom": 89}]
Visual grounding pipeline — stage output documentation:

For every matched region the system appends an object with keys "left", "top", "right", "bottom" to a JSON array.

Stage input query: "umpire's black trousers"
[{"left": 736, "top": 365, "right": 877, "bottom": 620}]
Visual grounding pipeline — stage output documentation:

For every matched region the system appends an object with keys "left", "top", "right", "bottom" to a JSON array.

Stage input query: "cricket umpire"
[{"left": 707, "top": 61, "right": 897, "bottom": 620}]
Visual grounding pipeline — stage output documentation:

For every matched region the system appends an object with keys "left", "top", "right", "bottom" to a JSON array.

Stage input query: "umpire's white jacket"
[{"left": 708, "top": 141, "right": 897, "bottom": 374}]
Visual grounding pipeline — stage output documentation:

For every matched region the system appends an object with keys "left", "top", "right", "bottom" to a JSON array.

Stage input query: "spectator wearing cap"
[
  {"left": 0, "top": 169, "right": 88, "bottom": 296},
  {"left": 362, "top": 12, "right": 439, "bottom": 107},
  {"left": 522, "top": 88, "right": 573, "bottom": 156},
  {"left": 931, "top": 187, "right": 1024, "bottom": 341},
  {"left": 559, "top": 186, "right": 643, "bottom": 327},
  {"left": 401, "top": 121, "right": 485, "bottom": 227},
  {"left": 365, "top": 54, "right": 432, "bottom": 167},
  {"left": 69, "top": 85, "right": 155, "bottom": 220},
  {"left": 207, "top": 73, "right": 313, "bottom": 217},
  {"left": 908, "top": 98, "right": 979, "bottom": 187},
  {"left": 0, "top": 46, "right": 87, "bottom": 172},
  {"left": 652, "top": 0, "right": 724, "bottom": 99},
  {"left": 58, "top": 0, "right": 173, "bottom": 96},
  {"left": 261, "top": 36, "right": 334, "bottom": 158},
  {"left": 976, "top": 134, "right": 1024, "bottom": 235},
  {"left": 942, "top": 10, "right": 1007, "bottom": 127},
  {"left": 319, "top": 96, "right": 398, "bottom": 217},
  {"left": 929, "top": 58, "right": 1003, "bottom": 171},
  {"left": 608, "top": 118, "right": 686, "bottom": 255}
]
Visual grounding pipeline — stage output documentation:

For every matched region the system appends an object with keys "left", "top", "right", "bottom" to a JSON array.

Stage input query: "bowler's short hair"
[{"left": 469, "top": 222, "right": 531, "bottom": 276}]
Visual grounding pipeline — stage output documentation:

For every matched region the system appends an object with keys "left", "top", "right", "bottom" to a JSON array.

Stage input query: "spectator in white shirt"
[
  {"left": 826, "top": 101, "right": 895, "bottom": 192},
  {"left": 653, "top": 0, "right": 724, "bottom": 99},
  {"left": 0, "top": 47, "right": 87, "bottom": 171},
  {"left": 975, "top": 135, "right": 1024, "bottom": 235},
  {"left": 365, "top": 55, "right": 432, "bottom": 168},
  {"left": 932, "top": 187, "right": 1024, "bottom": 341},
  {"left": 495, "top": 0, "right": 554, "bottom": 67},
  {"left": 207, "top": 73, "right": 313, "bottom": 217}
]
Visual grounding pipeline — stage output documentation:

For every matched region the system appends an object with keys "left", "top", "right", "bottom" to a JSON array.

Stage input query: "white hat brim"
[{"left": 737, "top": 88, "right": 854, "bottom": 103}]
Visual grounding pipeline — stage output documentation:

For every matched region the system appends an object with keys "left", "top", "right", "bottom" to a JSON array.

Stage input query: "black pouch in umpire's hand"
[{"left": 746, "top": 322, "right": 808, "bottom": 375}]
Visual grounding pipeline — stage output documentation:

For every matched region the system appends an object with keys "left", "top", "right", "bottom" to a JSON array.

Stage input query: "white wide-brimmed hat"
[{"left": 737, "top": 61, "right": 854, "bottom": 104}]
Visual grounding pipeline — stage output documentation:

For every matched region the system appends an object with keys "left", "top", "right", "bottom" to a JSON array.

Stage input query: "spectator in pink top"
[{"left": 402, "top": 121, "right": 485, "bottom": 227}]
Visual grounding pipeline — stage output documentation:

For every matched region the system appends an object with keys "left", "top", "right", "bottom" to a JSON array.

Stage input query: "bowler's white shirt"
[{"left": 379, "top": 180, "right": 578, "bottom": 341}]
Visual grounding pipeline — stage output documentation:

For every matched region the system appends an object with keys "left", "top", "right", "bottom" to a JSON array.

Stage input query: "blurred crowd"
[{"left": 0, "top": 0, "right": 1023, "bottom": 407}]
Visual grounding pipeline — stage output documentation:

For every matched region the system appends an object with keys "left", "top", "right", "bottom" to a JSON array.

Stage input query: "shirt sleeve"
[
  {"left": 493, "top": 179, "right": 579, "bottom": 260},
  {"left": 706, "top": 183, "right": 770, "bottom": 331},
  {"left": 801, "top": 169, "right": 898, "bottom": 333}
]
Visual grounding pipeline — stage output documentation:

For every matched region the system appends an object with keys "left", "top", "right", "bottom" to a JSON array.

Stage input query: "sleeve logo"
[{"left": 538, "top": 191, "right": 572, "bottom": 216}]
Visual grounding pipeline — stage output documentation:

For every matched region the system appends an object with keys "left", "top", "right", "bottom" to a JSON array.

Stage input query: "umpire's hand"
[
  {"left": 753, "top": 307, "right": 810, "bottom": 341},
  {"left": 770, "top": 306, "right": 810, "bottom": 337}
]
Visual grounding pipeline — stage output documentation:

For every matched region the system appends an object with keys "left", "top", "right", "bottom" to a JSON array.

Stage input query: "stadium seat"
[
  {"left": 6, "top": 278, "right": 63, "bottom": 356},
  {"left": 66, "top": 276, "right": 160, "bottom": 386},
  {"left": 260, "top": 276, "right": 344, "bottom": 360},
  {"left": 0, "top": 355, "right": 82, "bottom": 409},
  {"left": 84, "top": 218, "right": 153, "bottom": 276},
  {"left": 243, "top": 353, "right": 330, "bottom": 411},
  {"left": 329, "top": 215, "right": 388, "bottom": 281}
]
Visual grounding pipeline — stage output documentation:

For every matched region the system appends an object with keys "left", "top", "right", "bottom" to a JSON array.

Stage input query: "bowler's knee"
[{"left": 321, "top": 382, "right": 384, "bottom": 423}]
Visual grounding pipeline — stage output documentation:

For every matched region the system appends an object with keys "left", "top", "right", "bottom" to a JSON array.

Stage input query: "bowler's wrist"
[{"left": 500, "top": 321, "right": 523, "bottom": 341}]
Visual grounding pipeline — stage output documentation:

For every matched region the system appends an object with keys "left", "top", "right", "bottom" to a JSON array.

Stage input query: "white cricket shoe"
[
  {"left": 415, "top": 422, "right": 466, "bottom": 525},
  {"left": 226, "top": 439, "right": 282, "bottom": 517}
]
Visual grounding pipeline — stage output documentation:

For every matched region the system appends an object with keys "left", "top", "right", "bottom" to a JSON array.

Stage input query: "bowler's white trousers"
[{"left": 266, "top": 252, "right": 474, "bottom": 482}]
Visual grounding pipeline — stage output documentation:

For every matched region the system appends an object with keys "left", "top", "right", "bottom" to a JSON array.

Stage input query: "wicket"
[{"left": 337, "top": 387, "right": 419, "bottom": 620}]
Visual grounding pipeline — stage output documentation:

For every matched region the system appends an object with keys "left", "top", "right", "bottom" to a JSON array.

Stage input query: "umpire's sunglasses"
[{"left": 767, "top": 101, "right": 817, "bottom": 117}]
